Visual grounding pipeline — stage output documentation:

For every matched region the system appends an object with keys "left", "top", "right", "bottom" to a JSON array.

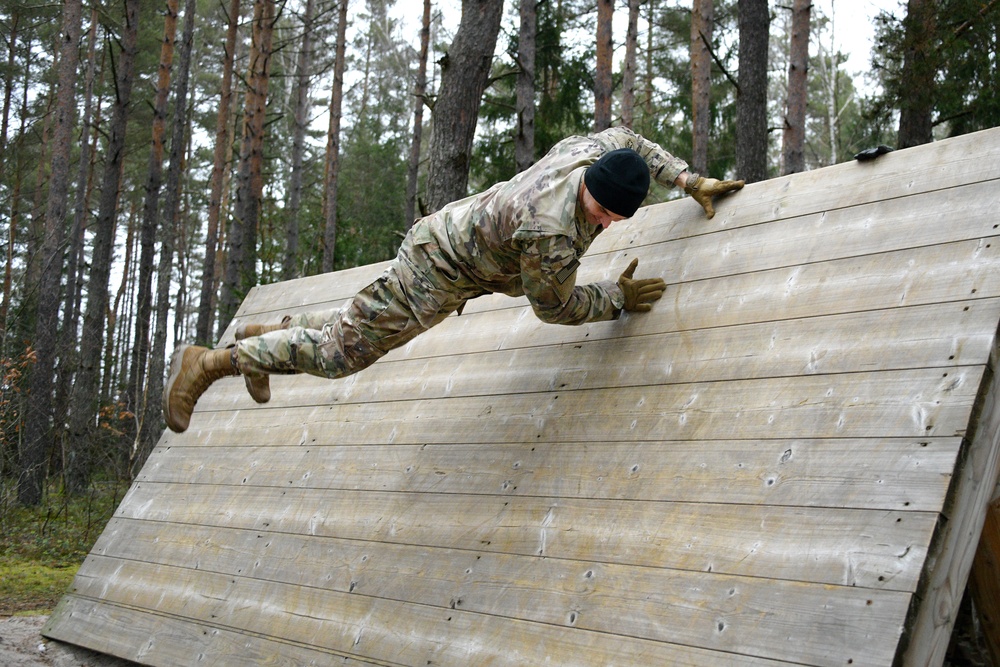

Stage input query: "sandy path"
[{"left": 0, "top": 616, "right": 138, "bottom": 666}]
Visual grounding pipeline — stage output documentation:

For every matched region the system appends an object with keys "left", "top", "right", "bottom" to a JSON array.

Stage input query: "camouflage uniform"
[{"left": 235, "top": 127, "right": 688, "bottom": 380}]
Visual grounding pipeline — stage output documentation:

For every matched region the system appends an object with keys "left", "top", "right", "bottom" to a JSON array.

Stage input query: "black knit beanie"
[{"left": 583, "top": 148, "right": 650, "bottom": 218}]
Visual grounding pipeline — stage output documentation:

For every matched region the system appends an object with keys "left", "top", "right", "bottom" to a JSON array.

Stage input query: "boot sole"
[{"left": 244, "top": 374, "right": 271, "bottom": 403}]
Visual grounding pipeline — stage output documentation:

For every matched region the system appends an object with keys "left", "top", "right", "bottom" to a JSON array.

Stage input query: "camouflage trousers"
[{"left": 234, "top": 231, "right": 486, "bottom": 380}]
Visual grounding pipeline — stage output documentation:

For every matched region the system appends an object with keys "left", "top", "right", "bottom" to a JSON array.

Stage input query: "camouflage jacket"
[{"left": 409, "top": 127, "right": 688, "bottom": 325}]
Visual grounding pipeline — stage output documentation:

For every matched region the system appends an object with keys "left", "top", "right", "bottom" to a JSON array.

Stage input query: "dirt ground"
[{"left": 0, "top": 616, "right": 138, "bottom": 667}]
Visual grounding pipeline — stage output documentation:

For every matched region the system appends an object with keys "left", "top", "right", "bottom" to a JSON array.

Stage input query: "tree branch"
[{"left": 699, "top": 30, "right": 739, "bottom": 92}]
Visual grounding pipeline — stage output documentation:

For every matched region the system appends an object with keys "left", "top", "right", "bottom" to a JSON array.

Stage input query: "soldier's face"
[{"left": 580, "top": 184, "right": 627, "bottom": 229}]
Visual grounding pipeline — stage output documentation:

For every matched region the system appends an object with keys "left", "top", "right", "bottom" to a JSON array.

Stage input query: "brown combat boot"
[
  {"left": 163, "top": 345, "right": 239, "bottom": 433},
  {"left": 233, "top": 316, "right": 291, "bottom": 404}
]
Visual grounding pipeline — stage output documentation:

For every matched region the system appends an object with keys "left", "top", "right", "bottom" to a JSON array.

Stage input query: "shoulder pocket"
[{"left": 412, "top": 220, "right": 434, "bottom": 245}]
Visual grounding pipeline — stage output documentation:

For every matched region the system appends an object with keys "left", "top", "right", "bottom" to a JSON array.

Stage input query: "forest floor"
[{"left": 0, "top": 482, "right": 137, "bottom": 665}]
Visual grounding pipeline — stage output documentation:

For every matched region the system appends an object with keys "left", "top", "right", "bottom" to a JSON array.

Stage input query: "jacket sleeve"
[
  {"left": 592, "top": 127, "right": 689, "bottom": 189},
  {"left": 520, "top": 236, "right": 624, "bottom": 325}
]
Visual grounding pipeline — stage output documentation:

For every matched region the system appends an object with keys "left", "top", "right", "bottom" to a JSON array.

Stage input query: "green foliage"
[
  {"left": 0, "top": 347, "right": 35, "bottom": 481},
  {"left": 798, "top": 9, "right": 882, "bottom": 167},
  {"left": 0, "top": 480, "right": 125, "bottom": 614},
  {"left": 532, "top": 0, "right": 595, "bottom": 156},
  {"left": 869, "top": 0, "right": 1000, "bottom": 139},
  {"left": 334, "top": 117, "right": 409, "bottom": 268},
  {"left": 0, "top": 560, "right": 78, "bottom": 616},
  {"left": 640, "top": 0, "right": 739, "bottom": 180},
  {"left": 936, "top": 0, "right": 1000, "bottom": 135},
  {"left": 5, "top": 0, "right": 990, "bottom": 507}
]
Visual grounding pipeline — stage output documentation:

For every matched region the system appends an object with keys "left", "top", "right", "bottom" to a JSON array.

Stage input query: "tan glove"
[
  {"left": 684, "top": 173, "right": 745, "bottom": 219},
  {"left": 617, "top": 258, "right": 666, "bottom": 312}
]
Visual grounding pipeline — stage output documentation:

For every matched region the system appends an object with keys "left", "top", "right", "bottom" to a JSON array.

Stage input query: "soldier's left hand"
[
  {"left": 684, "top": 175, "right": 744, "bottom": 219},
  {"left": 618, "top": 258, "right": 666, "bottom": 312}
]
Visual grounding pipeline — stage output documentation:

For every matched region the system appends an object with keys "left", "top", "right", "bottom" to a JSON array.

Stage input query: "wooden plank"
[
  {"left": 228, "top": 260, "right": 391, "bottom": 321},
  {"left": 51, "top": 578, "right": 802, "bottom": 667},
  {"left": 199, "top": 298, "right": 1000, "bottom": 411},
  {"left": 115, "top": 481, "right": 936, "bottom": 591},
  {"left": 219, "top": 233, "right": 1000, "bottom": 391},
  {"left": 590, "top": 178, "right": 1000, "bottom": 289},
  {"left": 626, "top": 237, "right": 1000, "bottom": 338},
  {"left": 139, "top": 438, "right": 959, "bottom": 512},
  {"left": 902, "top": 339, "right": 1000, "bottom": 665},
  {"left": 402, "top": 262, "right": 1000, "bottom": 359},
  {"left": 42, "top": 594, "right": 411, "bottom": 666},
  {"left": 221, "top": 187, "right": 1000, "bottom": 339},
  {"left": 226, "top": 127, "right": 1000, "bottom": 323},
  {"left": 81, "top": 521, "right": 912, "bottom": 666},
  {"left": 598, "top": 134, "right": 1000, "bottom": 254},
  {"left": 169, "top": 367, "right": 984, "bottom": 445}
]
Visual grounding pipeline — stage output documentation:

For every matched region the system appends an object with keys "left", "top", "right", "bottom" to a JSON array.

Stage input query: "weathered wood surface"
[{"left": 45, "top": 127, "right": 1000, "bottom": 666}]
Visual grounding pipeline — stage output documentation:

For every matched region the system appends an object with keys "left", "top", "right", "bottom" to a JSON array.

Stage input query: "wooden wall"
[{"left": 45, "top": 127, "right": 1000, "bottom": 666}]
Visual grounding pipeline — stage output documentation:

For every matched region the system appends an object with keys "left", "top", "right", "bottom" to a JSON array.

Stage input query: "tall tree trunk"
[
  {"left": 65, "top": 5, "right": 100, "bottom": 343},
  {"left": 127, "top": 0, "right": 178, "bottom": 456},
  {"left": 282, "top": 0, "right": 315, "bottom": 281},
  {"left": 196, "top": 0, "right": 241, "bottom": 346},
  {"left": 0, "top": 12, "right": 16, "bottom": 193},
  {"left": 107, "top": 204, "right": 137, "bottom": 401},
  {"left": 55, "top": 6, "right": 101, "bottom": 478},
  {"left": 24, "top": 69, "right": 56, "bottom": 340},
  {"left": 321, "top": 0, "right": 349, "bottom": 272},
  {"left": 66, "top": 0, "right": 140, "bottom": 495},
  {"left": 220, "top": 0, "right": 276, "bottom": 326},
  {"left": 621, "top": 0, "right": 640, "bottom": 129},
  {"left": 426, "top": 0, "right": 504, "bottom": 212},
  {"left": 405, "top": 0, "right": 432, "bottom": 226},
  {"left": 515, "top": 0, "right": 536, "bottom": 172},
  {"left": 0, "top": 17, "right": 22, "bottom": 342},
  {"left": 691, "top": 0, "right": 713, "bottom": 174},
  {"left": 642, "top": 0, "right": 655, "bottom": 132},
  {"left": 173, "top": 161, "right": 191, "bottom": 343},
  {"left": 781, "top": 0, "right": 809, "bottom": 175},
  {"left": 813, "top": 17, "right": 841, "bottom": 165},
  {"left": 897, "top": 0, "right": 936, "bottom": 148},
  {"left": 736, "top": 0, "right": 769, "bottom": 183},
  {"left": 594, "top": 0, "right": 613, "bottom": 131},
  {"left": 20, "top": 0, "right": 82, "bottom": 506},
  {"left": 141, "top": 0, "right": 197, "bottom": 472}
]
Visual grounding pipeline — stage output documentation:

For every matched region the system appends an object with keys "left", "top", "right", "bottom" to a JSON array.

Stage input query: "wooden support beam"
[{"left": 971, "top": 482, "right": 1000, "bottom": 663}]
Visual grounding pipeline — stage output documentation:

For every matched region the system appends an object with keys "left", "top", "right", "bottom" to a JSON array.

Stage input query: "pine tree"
[
  {"left": 691, "top": 0, "right": 714, "bottom": 174},
  {"left": 220, "top": 0, "right": 277, "bottom": 326},
  {"left": 426, "top": 0, "right": 504, "bottom": 212},
  {"left": 781, "top": 0, "right": 809, "bottom": 174},
  {"left": 515, "top": 0, "right": 537, "bottom": 171},
  {"left": 66, "top": 0, "right": 141, "bottom": 495},
  {"left": 196, "top": 0, "right": 241, "bottom": 346},
  {"left": 736, "top": 0, "right": 769, "bottom": 182},
  {"left": 594, "top": 0, "right": 613, "bottom": 130},
  {"left": 405, "top": 0, "right": 432, "bottom": 225},
  {"left": 19, "top": 0, "right": 82, "bottom": 505}
]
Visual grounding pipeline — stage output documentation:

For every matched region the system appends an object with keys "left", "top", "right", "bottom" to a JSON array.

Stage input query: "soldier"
[{"left": 163, "top": 127, "right": 743, "bottom": 433}]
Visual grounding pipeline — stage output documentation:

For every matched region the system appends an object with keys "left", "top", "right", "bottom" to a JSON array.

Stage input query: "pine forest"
[{"left": 1, "top": 0, "right": 999, "bottom": 508}]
